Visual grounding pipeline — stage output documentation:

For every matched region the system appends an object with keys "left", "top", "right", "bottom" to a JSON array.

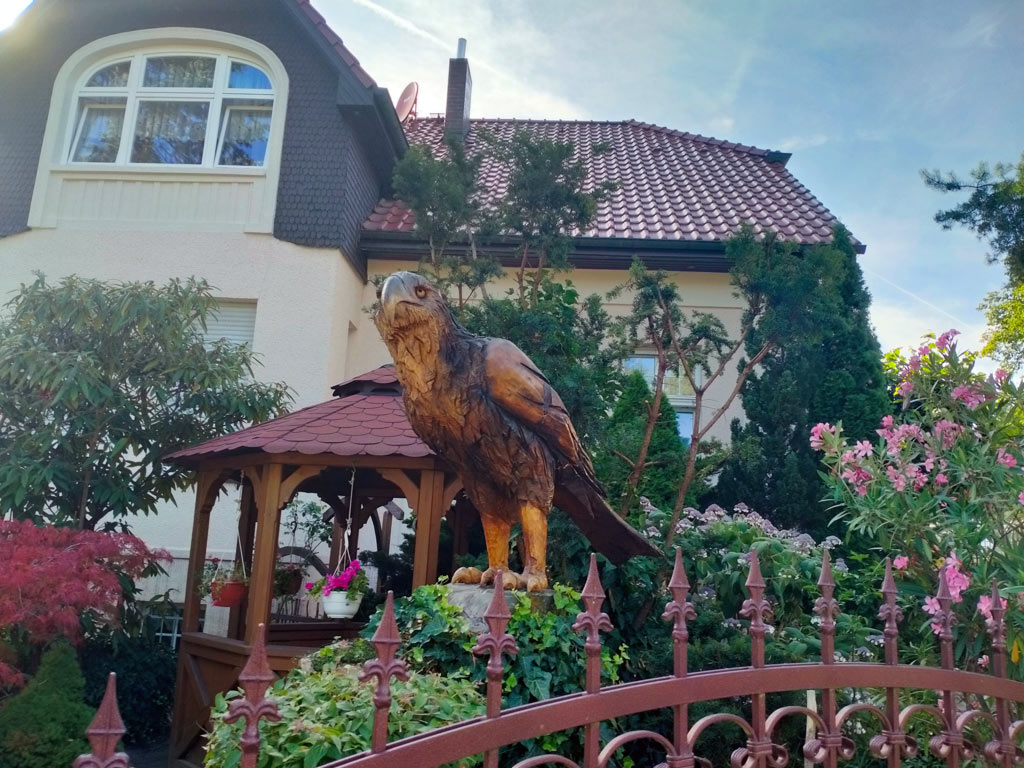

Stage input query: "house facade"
[{"left": 0, "top": 0, "right": 857, "bottom": 603}]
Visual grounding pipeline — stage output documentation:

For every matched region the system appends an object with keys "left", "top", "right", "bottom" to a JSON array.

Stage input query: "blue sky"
[{"left": 3, "top": 0, "right": 1022, "bottom": 358}]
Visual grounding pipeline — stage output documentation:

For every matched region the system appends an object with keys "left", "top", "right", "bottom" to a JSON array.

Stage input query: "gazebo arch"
[{"left": 163, "top": 366, "right": 469, "bottom": 766}]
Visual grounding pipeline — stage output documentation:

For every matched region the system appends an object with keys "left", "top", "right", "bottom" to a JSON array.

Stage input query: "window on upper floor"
[
  {"left": 625, "top": 355, "right": 696, "bottom": 444},
  {"left": 68, "top": 53, "right": 275, "bottom": 168},
  {"left": 202, "top": 300, "right": 257, "bottom": 348}
]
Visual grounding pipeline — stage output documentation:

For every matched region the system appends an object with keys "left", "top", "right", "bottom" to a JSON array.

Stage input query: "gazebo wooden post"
[
  {"left": 413, "top": 468, "right": 446, "bottom": 587},
  {"left": 245, "top": 462, "right": 283, "bottom": 644},
  {"left": 180, "top": 470, "right": 227, "bottom": 634},
  {"left": 228, "top": 480, "right": 257, "bottom": 640}
]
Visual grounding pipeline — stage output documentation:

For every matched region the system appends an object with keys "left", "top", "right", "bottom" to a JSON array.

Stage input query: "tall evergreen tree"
[
  {"left": 716, "top": 227, "right": 888, "bottom": 535},
  {"left": 594, "top": 370, "right": 686, "bottom": 513}
]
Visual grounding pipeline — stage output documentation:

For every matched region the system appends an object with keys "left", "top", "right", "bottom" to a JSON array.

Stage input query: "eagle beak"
[{"left": 377, "top": 272, "right": 421, "bottom": 326}]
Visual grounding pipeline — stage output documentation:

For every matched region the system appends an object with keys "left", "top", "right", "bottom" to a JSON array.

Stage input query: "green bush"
[
  {"left": 204, "top": 639, "right": 484, "bottom": 768},
  {"left": 80, "top": 634, "right": 177, "bottom": 746},
  {"left": 0, "top": 643, "right": 94, "bottom": 768}
]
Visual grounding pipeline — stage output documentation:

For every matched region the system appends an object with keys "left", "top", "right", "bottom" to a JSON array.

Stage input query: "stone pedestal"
[{"left": 444, "top": 583, "right": 555, "bottom": 633}]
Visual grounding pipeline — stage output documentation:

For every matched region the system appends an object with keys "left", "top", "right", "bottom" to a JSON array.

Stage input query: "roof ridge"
[
  {"left": 623, "top": 119, "right": 772, "bottom": 157},
  {"left": 286, "top": 0, "right": 376, "bottom": 88}
]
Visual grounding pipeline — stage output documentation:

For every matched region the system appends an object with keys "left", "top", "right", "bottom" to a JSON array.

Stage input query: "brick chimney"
[{"left": 444, "top": 38, "right": 472, "bottom": 141}]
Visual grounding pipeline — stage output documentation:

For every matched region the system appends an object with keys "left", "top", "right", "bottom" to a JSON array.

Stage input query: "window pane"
[
  {"left": 675, "top": 411, "right": 694, "bottom": 445},
  {"left": 218, "top": 107, "right": 271, "bottom": 166},
  {"left": 229, "top": 61, "right": 271, "bottom": 90},
  {"left": 131, "top": 101, "right": 209, "bottom": 164},
  {"left": 86, "top": 61, "right": 130, "bottom": 88},
  {"left": 72, "top": 102, "right": 125, "bottom": 162},
  {"left": 143, "top": 56, "right": 215, "bottom": 88},
  {"left": 625, "top": 356, "right": 657, "bottom": 382}
]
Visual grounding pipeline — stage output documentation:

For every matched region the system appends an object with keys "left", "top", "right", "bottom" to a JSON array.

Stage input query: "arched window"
[{"left": 68, "top": 52, "right": 276, "bottom": 167}]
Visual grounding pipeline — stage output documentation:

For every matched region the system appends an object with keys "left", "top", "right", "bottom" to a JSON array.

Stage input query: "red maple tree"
[{"left": 0, "top": 519, "right": 169, "bottom": 688}]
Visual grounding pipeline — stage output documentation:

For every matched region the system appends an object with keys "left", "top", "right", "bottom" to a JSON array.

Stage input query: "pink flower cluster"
[
  {"left": 936, "top": 329, "right": 960, "bottom": 351},
  {"left": 921, "top": 552, "right": 971, "bottom": 635},
  {"left": 809, "top": 422, "right": 836, "bottom": 451},
  {"left": 323, "top": 560, "right": 362, "bottom": 596},
  {"left": 952, "top": 383, "right": 991, "bottom": 410},
  {"left": 977, "top": 593, "right": 1008, "bottom": 623}
]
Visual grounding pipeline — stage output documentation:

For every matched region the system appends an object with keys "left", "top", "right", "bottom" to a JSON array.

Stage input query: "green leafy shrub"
[
  {"left": 204, "top": 640, "right": 484, "bottom": 768},
  {"left": 80, "top": 635, "right": 177, "bottom": 746},
  {"left": 0, "top": 643, "right": 94, "bottom": 768}
]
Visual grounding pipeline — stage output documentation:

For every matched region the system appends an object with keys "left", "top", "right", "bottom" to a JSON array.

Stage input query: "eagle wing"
[{"left": 484, "top": 338, "right": 661, "bottom": 564}]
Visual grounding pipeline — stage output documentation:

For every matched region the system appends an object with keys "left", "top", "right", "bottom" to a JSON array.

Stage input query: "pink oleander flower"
[
  {"left": 977, "top": 594, "right": 1008, "bottom": 622},
  {"left": 936, "top": 328, "right": 960, "bottom": 351},
  {"left": 918, "top": 345, "right": 931, "bottom": 357},
  {"left": 886, "top": 465, "right": 907, "bottom": 492},
  {"left": 923, "top": 595, "right": 940, "bottom": 615},
  {"left": 909, "top": 355, "right": 922, "bottom": 371},
  {"left": 840, "top": 450, "right": 857, "bottom": 465},
  {"left": 952, "top": 384, "right": 990, "bottom": 410},
  {"left": 898, "top": 380, "right": 915, "bottom": 396},
  {"left": 978, "top": 655, "right": 990, "bottom": 670},
  {"left": 854, "top": 440, "right": 873, "bottom": 459},
  {"left": 995, "top": 368, "right": 1009, "bottom": 384},
  {"left": 933, "top": 420, "right": 962, "bottom": 450},
  {"left": 935, "top": 473, "right": 948, "bottom": 485},
  {"left": 881, "top": 414, "right": 894, "bottom": 429},
  {"left": 893, "top": 555, "right": 909, "bottom": 570},
  {"left": 809, "top": 422, "right": 835, "bottom": 451},
  {"left": 942, "top": 552, "right": 970, "bottom": 603},
  {"left": 1018, "top": 490, "right": 1024, "bottom": 506},
  {"left": 997, "top": 447, "right": 1018, "bottom": 467}
]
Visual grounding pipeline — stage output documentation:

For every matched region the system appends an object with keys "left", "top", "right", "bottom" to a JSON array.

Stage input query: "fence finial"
[
  {"left": 739, "top": 548, "right": 773, "bottom": 669},
  {"left": 74, "top": 673, "right": 128, "bottom": 768},
  {"left": 877, "top": 557, "right": 903, "bottom": 666},
  {"left": 934, "top": 567, "right": 957, "bottom": 669},
  {"left": 225, "top": 623, "right": 281, "bottom": 768},
  {"left": 814, "top": 550, "right": 840, "bottom": 664},
  {"left": 472, "top": 570, "right": 518, "bottom": 719},
  {"left": 573, "top": 553, "right": 612, "bottom": 695},
  {"left": 663, "top": 548, "right": 696, "bottom": 679},
  {"left": 360, "top": 591, "right": 410, "bottom": 753}
]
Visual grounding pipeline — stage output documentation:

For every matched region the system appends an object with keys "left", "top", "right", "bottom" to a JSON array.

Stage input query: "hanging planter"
[
  {"left": 320, "top": 589, "right": 363, "bottom": 619},
  {"left": 306, "top": 558, "right": 369, "bottom": 621},
  {"left": 211, "top": 580, "right": 247, "bottom": 608},
  {"left": 197, "top": 557, "right": 250, "bottom": 607}
]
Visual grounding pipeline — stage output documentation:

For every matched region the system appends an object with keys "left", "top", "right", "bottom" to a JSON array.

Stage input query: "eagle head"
[
  {"left": 373, "top": 273, "right": 460, "bottom": 398},
  {"left": 373, "top": 272, "right": 452, "bottom": 344}
]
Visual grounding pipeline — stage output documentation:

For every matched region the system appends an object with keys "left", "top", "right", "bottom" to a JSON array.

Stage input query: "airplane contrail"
[{"left": 862, "top": 266, "right": 970, "bottom": 328}]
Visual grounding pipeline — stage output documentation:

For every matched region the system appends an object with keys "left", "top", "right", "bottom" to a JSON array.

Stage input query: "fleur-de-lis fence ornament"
[
  {"left": 869, "top": 558, "right": 919, "bottom": 762},
  {"left": 359, "top": 591, "right": 410, "bottom": 753},
  {"left": 73, "top": 673, "right": 129, "bottom": 768},
  {"left": 472, "top": 569, "right": 518, "bottom": 718},
  {"left": 981, "top": 580, "right": 1024, "bottom": 767},
  {"left": 224, "top": 623, "right": 281, "bottom": 768},
  {"left": 927, "top": 568, "right": 976, "bottom": 764}
]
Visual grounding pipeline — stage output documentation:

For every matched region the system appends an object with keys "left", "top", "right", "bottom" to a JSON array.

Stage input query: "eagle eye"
[{"left": 414, "top": 285, "right": 427, "bottom": 299}]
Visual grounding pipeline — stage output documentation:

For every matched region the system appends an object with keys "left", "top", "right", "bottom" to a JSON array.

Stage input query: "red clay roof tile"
[{"left": 363, "top": 118, "right": 855, "bottom": 249}]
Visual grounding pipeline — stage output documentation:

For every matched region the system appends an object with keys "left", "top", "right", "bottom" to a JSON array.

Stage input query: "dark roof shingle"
[
  {"left": 165, "top": 366, "right": 433, "bottom": 464},
  {"left": 364, "top": 118, "right": 853, "bottom": 247}
]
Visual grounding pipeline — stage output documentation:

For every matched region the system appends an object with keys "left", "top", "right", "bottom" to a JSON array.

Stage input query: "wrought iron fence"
[{"left": 75, "top": 550, "right": 1024, "bottom": 768}]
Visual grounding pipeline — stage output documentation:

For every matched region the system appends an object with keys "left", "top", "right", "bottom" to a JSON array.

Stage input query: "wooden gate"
[{"left": 75, "top": 550, "right": 1024, "bottom": 768}]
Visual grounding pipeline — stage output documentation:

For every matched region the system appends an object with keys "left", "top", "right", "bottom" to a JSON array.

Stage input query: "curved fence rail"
[{"left": 75, "top": 550, "right": 1024, "bottom": 768}]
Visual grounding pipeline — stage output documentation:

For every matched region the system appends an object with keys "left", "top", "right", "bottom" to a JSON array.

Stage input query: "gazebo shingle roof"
[
  {"left": 364, "top": 117, "right": 858, "bottom": 249},
  {"left": 165, "top": 366, "right": 433, "bottom": 464}
]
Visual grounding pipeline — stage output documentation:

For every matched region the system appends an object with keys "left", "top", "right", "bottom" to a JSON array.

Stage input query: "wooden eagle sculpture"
[{"left": 374, "top": 271, "right": 659, "bottom": 592}]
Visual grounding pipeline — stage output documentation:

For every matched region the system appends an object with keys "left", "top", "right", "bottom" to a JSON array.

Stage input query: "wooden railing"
[{"left": 75, "top": 550, "right": 1024, "bottom": 768}]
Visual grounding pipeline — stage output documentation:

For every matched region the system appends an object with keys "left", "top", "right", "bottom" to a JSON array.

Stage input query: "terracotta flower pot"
[
  {"left": 211, "top": 580, "right": 247, "bottom": 607},
  {"left": 321, "top": 590, "right": 363, "bottom": 619}
]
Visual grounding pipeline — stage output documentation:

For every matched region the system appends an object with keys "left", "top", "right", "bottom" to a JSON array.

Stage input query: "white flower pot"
[{"left": 321, "top": 590, "right": 363, "bottom": 619}]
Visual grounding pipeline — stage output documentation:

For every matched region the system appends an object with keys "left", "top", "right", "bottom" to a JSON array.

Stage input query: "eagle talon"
[
  {"left": 479, "top": 568, "right": 522, "bottom": 589},
  {"left": 521, "top": 569, "right": 548, "bottom": 593},
  {"left": 452, "top": 566, "right": 483, "bottom": 585}
]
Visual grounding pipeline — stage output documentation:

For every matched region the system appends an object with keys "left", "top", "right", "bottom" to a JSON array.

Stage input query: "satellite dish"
[{"left": 395, "top": 81, "right": 419, "bottom": 124}]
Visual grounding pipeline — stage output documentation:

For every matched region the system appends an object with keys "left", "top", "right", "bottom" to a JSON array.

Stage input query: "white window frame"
[
  {"left": 65, "top": 51, "right": 275, "bottom": 169},
  {"left": 625, "top": 353, "right": 698, "bottom": 442},
  {"left": 29, "top": 28, "right": 290, "bottom": 232}
]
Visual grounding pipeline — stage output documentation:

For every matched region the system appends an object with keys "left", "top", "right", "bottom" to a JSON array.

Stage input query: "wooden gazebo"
[{"left": 163, "top": 366, "right": 467, "bottom": 766}]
